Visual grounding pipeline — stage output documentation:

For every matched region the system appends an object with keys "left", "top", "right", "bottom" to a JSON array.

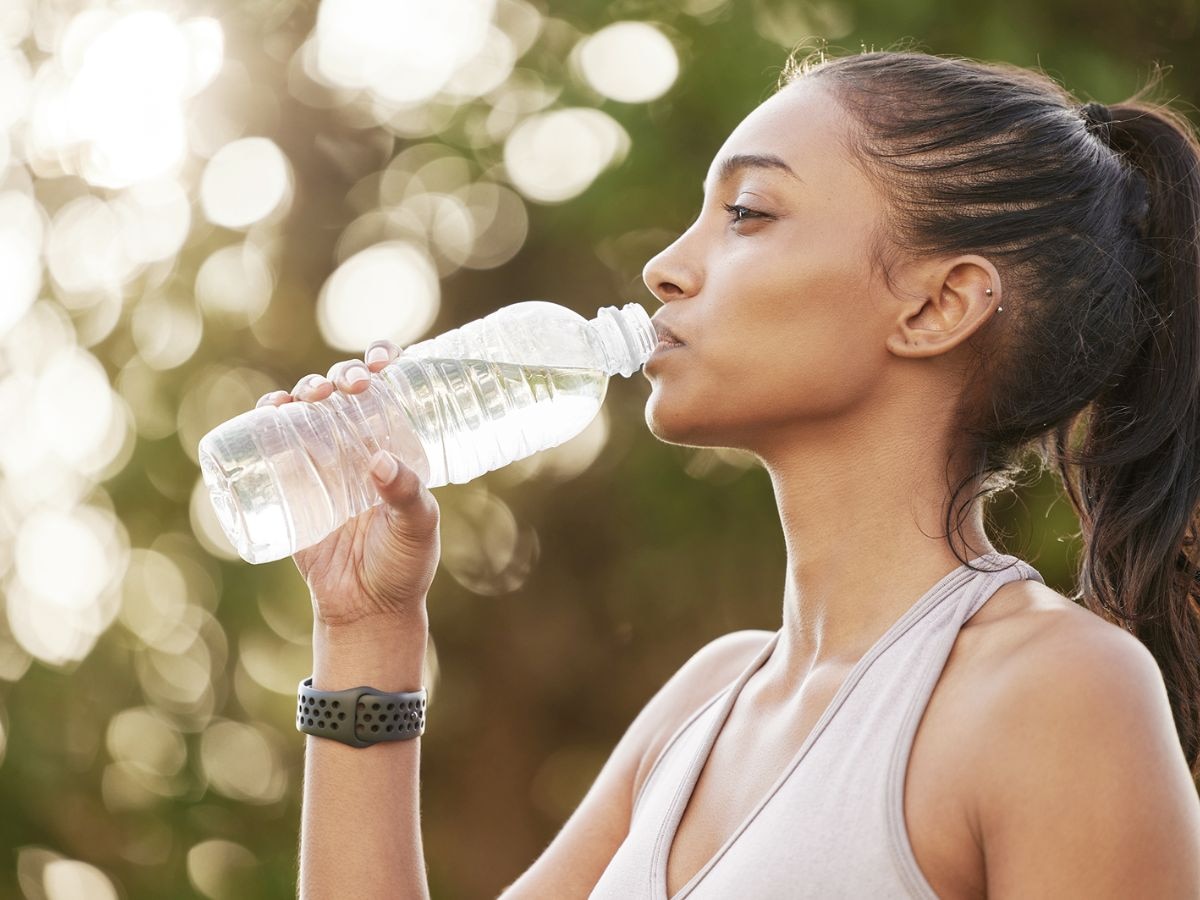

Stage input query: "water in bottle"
[{"left": 198, "top": 301, "right": 655, "bottom": 564}]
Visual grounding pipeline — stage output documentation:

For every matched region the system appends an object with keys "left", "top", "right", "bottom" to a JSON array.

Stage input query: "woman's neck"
[{"left": 758, "top": 426, "right": 994, "bottom": 685}]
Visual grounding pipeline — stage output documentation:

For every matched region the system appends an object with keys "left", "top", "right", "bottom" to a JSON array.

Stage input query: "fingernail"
[
  {"left": 345, "top": 364, "right": 369, "bottom": 386},
  {"left": 370, "top": 451, "right": 398, "bottom": 483},
  {"left": 366, "top": 347, "right": 388, "bottom": 366}
]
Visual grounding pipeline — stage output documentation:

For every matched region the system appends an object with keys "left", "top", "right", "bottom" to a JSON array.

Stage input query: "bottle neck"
[{"left": 589, "top": 303, "right": 656, "bottom": 377}]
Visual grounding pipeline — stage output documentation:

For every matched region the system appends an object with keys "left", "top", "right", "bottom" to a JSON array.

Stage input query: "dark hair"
[{"left": 782, "top": 47, "right": 1200, "bottom": 777}]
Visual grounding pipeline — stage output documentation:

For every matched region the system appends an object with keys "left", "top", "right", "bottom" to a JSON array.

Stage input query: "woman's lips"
[
  {"left": 651, "top": 319, "right": 685, "bottom": 346},
  {"left": 647, "top": 339, "right": 685, "bottom": 366},
  {"left": 648, "top": 319, "right": 686, "bottom": 368}
]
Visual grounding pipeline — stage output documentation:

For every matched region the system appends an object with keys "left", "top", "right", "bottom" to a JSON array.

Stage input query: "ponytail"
[{"left": 1052, "top": 96, "right": 1200, "bottom": 777}]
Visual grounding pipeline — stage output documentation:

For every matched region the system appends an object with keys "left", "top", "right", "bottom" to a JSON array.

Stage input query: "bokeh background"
[{"left": 0, "top": 0, "right": 1196, "bottom": 897}]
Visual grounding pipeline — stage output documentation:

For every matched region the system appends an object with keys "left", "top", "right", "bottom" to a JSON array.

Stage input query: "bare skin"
[{"left": 285, "top": 75, "right": 1200, "bottom": 898}]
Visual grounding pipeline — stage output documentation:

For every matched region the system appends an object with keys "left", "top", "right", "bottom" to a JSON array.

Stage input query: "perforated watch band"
[{"left": 296, "top": 677, "right": 427, "bottom": 748}]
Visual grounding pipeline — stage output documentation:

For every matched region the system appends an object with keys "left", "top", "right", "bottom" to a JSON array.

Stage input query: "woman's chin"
[
  {"left": 644, "top": 399, "right": 717, "bottom": 448},
  {"left": 644, "top": 401, "right": 684, "bottom": 443}
]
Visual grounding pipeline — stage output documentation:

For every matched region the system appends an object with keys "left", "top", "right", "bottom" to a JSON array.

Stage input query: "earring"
[
  {"left": 997, "top": 306, "right": 1003, "bottom": 312},
  {"left": 985, "top": 288, "right": 993, "bottom": 296}
]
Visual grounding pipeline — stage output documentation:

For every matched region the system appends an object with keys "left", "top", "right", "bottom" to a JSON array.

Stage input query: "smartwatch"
[{"left": 296, "top": 677, "right": 427, "bottom": 748}]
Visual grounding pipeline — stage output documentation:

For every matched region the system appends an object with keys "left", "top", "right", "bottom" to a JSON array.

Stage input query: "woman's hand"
[{"left": 255, "top": 340, "right": 441, "bottom": 631}]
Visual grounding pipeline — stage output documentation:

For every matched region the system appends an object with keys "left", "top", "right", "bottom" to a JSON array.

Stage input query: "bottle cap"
[{"left": 592, "top": 303, "right": 656, "bottom": 376}]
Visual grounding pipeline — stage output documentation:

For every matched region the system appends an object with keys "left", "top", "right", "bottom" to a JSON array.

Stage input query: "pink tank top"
[{"left": 589, "top": 552, "right": 1045, "bottom": 899}]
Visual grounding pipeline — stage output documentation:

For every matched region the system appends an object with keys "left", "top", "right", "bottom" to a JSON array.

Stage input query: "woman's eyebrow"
[{"left": 702, "top": 153, "right": 803, "bottom": 193}]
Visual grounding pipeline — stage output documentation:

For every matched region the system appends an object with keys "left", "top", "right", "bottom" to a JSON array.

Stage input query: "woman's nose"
[{"left": 642, "top": 231, "right": 701, "bottom": 303}]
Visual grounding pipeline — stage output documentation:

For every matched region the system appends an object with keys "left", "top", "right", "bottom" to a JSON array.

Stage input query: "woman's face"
[{"left": 642, "top": 78, "right": 901, "bottom": 457}]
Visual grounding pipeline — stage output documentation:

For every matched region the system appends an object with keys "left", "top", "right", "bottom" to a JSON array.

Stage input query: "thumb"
[{"left": 369, "top": 450, "right": 438, "bottom": 527}]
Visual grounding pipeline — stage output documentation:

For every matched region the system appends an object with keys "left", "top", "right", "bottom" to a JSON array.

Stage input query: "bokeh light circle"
[
  {"left": 176, "top": 364, "right": 277, "bottom": 465},
  {"left": 503, "top": 108, "right": 629, "bottom": 203},
  {"left": 16, "top": 507, "right": 111, "bottom": 607},
  {"left": 132, "top": 293, "right": 203, "bottom": 370},
  {"left": 7, "top": 502, "right": 127, "bottom": 666},
  {"left": 317, "top": 241, "right": 440, "bottom": 351},
  {"left": 181, "top": 18, "right": 225, "bottom": 95},
  {"left": 190, "top": 476, "right": 239, "bottom": 561},
  {"left": 199, "top": 719, "right": 286, "bottom": 803},
  {"left": 113, "top": 178, "right": 192, "bottom": 264},
  {"left": 577, "top": 22, "right": 679, "bottom": 103},
  {"left": 46, "top": 196, "right": 140, "bottom": 296},
  {"left": 445, "top": 24, "right": 516, "bottom": 99},
  {"left": 438, "top": 487, "right": 539, "bottom": 596},
  {"left": 33, "top": 348, "right": 120, "bottom": 471},
  {"left": 120, "top": 548, "right": 192, "bottom": 648},
  {"left": 194, "top": 243, "right": 275, "bottom": 327},
  {"left": 0, "top": 191, "right": 44, "bottom": 336},
  {"left": 187, "top": 840, "right": 257, "bottom": 900},
  {"left": 42, "top": 858, "right": 119, "bottom": 900},
  {"left": 456, "top": 181, "right": 528, "bottom": 269},
  {"left": 200, "top": 138, "right": 292, "bottom": 229},
  {"left": 106, "top": 706, "right": 187, "bottom": 778}
]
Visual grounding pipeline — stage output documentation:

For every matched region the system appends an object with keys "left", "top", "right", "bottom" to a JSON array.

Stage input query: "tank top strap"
[{"left": 956, "top": 552, "right": 1046, "bottom": 623}]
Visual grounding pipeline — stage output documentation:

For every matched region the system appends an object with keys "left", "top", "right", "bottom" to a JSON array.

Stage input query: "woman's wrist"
[{"left": 312, "top": 611, "right": 429, "bottom": 693}]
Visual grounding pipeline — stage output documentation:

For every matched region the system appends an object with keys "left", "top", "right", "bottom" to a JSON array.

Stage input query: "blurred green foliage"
[{"left": 1, "top": 0, "right": 1197, "bottom": 898}]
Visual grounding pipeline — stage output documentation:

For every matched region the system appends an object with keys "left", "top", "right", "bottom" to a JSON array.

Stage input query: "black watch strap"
[{"left": 296, "top": 677, "right": 427, "bottom": 748}]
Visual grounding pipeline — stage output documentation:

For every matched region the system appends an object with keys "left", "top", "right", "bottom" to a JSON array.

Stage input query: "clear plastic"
[{"left": 198, "top": 301, "right": 656, "bottom": 564}]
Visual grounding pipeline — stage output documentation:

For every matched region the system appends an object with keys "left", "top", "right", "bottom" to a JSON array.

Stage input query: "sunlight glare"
[
  {"left": 314, "top": 0, "right": 495, "bottom": 106},
  {"left": 28, "top": 11, "right": 224, "bottom": 188}
]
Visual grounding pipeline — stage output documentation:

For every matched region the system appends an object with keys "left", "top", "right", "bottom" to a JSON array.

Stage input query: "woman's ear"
[{"left": 885, "top": 255, "right": 1003, "bottom": 359}]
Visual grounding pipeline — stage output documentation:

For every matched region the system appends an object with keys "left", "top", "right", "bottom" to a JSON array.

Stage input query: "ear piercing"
[{"left": 986, "top": 287, "right": 1002, "bottom": 312}]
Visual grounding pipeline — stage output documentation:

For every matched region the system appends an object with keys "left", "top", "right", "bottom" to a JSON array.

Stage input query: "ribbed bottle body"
[
  {"left": 381, "top": 357, "right": 606, "bottom": 488},
  {"left": 198, "top": 359, "right": 606, "bottom": 563}
]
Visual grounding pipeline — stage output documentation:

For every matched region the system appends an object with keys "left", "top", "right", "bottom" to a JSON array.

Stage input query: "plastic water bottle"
[{"left": 197, "top": 301, "right": 656, "bottom": 564}]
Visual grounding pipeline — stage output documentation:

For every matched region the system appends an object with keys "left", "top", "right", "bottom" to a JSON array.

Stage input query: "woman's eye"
[{"left": 721, "top": 202, "right": 768, "bottom": 226}]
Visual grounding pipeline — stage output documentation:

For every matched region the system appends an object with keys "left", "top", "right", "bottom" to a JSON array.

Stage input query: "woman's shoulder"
[
  {"left": 960, "top": 576, "right": 1120, "bottom": 662},
  {"left": 684, "top": 628, "right": 777, "bottom": 674},
  {"left": 648, "top": 628, "right": 776, "bottom": 731},
  {"left": 966, "top": 576, "right": 1163, "bottom": 712},
  {"left": 957, "top": 577, "right": 1166, "bottom": 737},
  {"left": 670, "top": 629, "right": 777, "bottom": 710},
  {"left": 957, "top": 580, "right": 1200, "bottom": 892}
]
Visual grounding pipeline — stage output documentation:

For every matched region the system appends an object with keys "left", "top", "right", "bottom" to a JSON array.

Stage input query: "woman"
[{"left": 265, "top": 49, "right": 1200, "bottom": 897}]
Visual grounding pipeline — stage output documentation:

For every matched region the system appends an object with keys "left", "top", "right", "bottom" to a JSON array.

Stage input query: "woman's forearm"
[{"left": 299, "top": 616, "right": 432, "bottom": 900}]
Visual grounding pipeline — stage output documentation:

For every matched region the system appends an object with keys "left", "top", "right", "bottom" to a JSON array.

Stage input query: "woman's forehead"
[{"left": 706, "top": 80, "right": 847, "bottom": 187}]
